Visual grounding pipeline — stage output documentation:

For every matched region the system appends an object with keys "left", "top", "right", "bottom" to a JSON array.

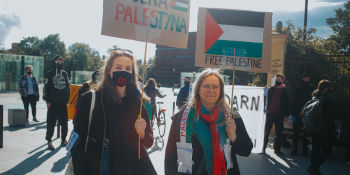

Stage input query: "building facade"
[
  {"left": 153, "top": 32, "right": 200, "bottom": 87},
  {"left": 0, "top": 53, "right": 44, "bottom": 92}
]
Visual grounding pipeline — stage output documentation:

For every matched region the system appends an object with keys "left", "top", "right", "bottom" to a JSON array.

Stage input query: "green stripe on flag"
[
  {"left": 171, "top": 6, "right": 188, "bottom": 12},
  {"left": 206, "top": 40, "right": 263, "bottom": 58}
]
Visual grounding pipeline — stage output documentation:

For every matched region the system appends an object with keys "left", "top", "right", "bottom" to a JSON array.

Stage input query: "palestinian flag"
[
  {"left": 204, "top": 9, "right": 267, "bottom": 58},
  {"left": 170, "top": 0, "right": 188, "bottom": 12}
]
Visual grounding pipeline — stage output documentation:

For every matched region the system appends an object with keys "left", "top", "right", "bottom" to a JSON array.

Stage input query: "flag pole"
[{"left": 138, "top": 41, "right": 148, "bottom": 159}]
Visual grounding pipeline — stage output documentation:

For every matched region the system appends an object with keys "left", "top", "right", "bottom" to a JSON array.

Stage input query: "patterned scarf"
[{"left": 196, "top": 100, "right": 226, "bottom": 175}]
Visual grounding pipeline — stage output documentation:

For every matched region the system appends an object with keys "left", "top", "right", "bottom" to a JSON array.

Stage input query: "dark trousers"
[
  {"left": 21, "top": 95, "right": 37, "bottom": 120},
  {"left": 309, "top": 130, "right": 335, "bottom": 170},
  {"left": 263, "top": 113, "right": 284, "bottom": 151},
  {"left": 292, "top": 119, "right": 308, "bottom": 152},
  {"left": 46, "top": 103, "right": 68, "bottom": 142}
]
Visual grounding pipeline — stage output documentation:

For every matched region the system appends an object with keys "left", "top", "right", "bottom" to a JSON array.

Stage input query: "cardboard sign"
[
  {"left": 102, "top": 0, "right": 190, "bottom": 48},
  {"left": 195, "top": 8, "right": 272, "bottom": 73}
]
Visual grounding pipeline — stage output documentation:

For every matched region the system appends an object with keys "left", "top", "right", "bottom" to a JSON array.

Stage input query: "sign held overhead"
[
  {"left": 195, "top": 8, "right": 272, "bottom": 73},
  {"left": 102, "top": 0, "right": 190, "bottom": 49}
]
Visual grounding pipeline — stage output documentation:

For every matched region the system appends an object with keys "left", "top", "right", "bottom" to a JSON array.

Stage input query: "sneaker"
[
  {"left": 33, "top": 118, "right": 39, "bottom": 122},
  {"left": 61, "top": 140, "right": 68, "bottom": 147},
  {"left": 48, "top": 142, "right": 55, "bottom": 150}
]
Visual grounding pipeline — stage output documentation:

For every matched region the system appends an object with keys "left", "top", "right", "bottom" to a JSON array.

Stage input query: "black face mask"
[
  {"left": 56, "top": 62, "right": 64, "bottom": 69},
  {"left": 275, "top": 81, "right": 282, "bottom": 86},
  {"left": 112, "top": 71, "right": 133, "bottom": 87},
  {"left": 26, "top": 71, "right": 32, "bottom": 75},
  {"left": 184, "top": 82, "right": 190, "bottom": 87}
]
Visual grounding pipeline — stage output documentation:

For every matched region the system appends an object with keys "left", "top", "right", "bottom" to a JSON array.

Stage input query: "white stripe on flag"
[
  {"left": 218, "top": 24, "right": 264, "bottom": 43},
  {"left": 174, "top": 2, "right": 188, "bottom": 8}
]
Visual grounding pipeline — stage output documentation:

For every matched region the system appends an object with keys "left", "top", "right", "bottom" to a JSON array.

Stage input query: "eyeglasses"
[{"left": 201, "top": 84, "right": 220, "bottom": 90}]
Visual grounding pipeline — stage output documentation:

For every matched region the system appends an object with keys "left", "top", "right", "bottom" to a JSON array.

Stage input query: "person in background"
[
  {"left": 43, "top": 55, "right": 70, "bottom": 150},
  {"left": 144, "top": 78, "right": 166, "bottom": 124},
  {"left": 263, "top": 73, "right": 290, "bottom": 155},
  {"left": 290, "top": 74, "right": 313, "bottom": 156},
  {"left": 71, "top": 50, "right": 156, "bottom": 175},
  {"left": 307, "top": 80, "right": 336, "bottom": 175},
  {"left": 165, "top": 69, "right": 252, "bottom": 175},
  {"left": 78, "top": 70, "right": 100, "bottom": 100},
  {"left": 18, "top": 65, "right": 40, "bottom": 124},
  {"left": 176, "top": 76, "right": 191, "bottom": 109}
]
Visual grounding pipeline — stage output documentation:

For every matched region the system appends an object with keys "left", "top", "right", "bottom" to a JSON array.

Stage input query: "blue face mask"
[{"left": 112, "top": 71, "right": 133, "bottom": 87}]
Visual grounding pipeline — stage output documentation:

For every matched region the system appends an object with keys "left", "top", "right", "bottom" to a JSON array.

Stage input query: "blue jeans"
[{"left": 102, "top": 147, "right": 110, "bottom": 175}]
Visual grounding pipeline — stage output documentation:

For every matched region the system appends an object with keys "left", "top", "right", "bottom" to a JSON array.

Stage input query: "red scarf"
[{"left": 197, "top": 100, "right": 226, "bottom": 175}]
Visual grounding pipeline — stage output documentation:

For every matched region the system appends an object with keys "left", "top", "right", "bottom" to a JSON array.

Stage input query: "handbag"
[{"left": 65, "top": 90, "right": 96, "bottom": 175}]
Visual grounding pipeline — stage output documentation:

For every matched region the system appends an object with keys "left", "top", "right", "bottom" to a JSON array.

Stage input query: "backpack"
[{"left": 301, "top": 96, "right": 326, "bottom": 133}]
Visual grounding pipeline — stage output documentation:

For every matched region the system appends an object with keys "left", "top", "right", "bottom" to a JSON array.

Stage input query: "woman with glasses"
[{"left": 165, "top": 69, "right": 253, "bottom": 175}]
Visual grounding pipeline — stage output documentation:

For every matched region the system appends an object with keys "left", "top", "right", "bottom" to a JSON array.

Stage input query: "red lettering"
[
  {"left": 116, "top": 3, "right": 125, "bottom": 21},
  {"left": 151, "top": 9, "right": 157, "bottom": 18},
  {"left": 181, "top": 132, "right": 185, "bottom": 136},
  {"left": 143, "top": 8, "right": 149, "bottom": 26},
  {"left": 134, "top": 7, "right": 141, "bottom": 25},
  {"left": 124, "top": 5, "right": 133, "bottom": 23},
  {"left": 181, "top": 126, "right": 186, "bottom": 132}
]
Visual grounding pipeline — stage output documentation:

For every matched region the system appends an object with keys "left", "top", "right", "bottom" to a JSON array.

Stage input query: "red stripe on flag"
[{"left": 205, "top": 10, "right": 223, "bottom": 53}]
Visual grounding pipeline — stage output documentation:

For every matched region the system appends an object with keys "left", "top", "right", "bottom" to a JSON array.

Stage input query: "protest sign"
[
  {"left": 195, "top": 8, "right": 272, "bottom": 73},
  {"left": 225, "top": 85, "right": 267, "bottom": 153},
  {"left": 102, "top": 0, "right": 190, "bottom": 48}
]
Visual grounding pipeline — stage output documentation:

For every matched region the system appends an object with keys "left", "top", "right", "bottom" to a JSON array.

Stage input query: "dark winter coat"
[
  {"left": 291, "top": 81, "right": 313, "bottom": 117},
  {"left": 43, "top": 68, "right": 70, "bottom": 104},
  {"left": 71, "top": 88, "right": 156, "bottom": 175},
  {"left": 176, "top": 85, "right": 190, "bottom": 109},
  {"left": 313, "top": 92, "right": 335, "bottom": 131},
  {"left": 18, "top": 74, "right": 39, "bottom": 100},
  {"left": 267, "top": 85, "right": 290, "bottom": 116},
  {"left": 165, "top": 107, "right": 253, "bottom": 175}
]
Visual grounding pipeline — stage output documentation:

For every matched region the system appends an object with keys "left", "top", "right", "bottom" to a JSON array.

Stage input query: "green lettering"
[
  {"left": 158, "top": 0, "right": 168, "bottom": 9},
  {"left": 179, "top": 17, "right": 187, "bottom": 34},
  {"left": 158, "top": 11, "right": 168, "bottom": 30}
]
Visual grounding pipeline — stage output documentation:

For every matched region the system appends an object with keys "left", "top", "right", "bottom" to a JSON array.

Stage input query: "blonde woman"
[
  {"left": 71, "top": 50, "right": 156, "bottom": 175},
  {"left": 165, "top": 69, "right": 252, "bottom": 175}
]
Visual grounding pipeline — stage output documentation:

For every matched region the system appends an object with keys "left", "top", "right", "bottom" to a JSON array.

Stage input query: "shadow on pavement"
[
  {"left": 51, "top": 152, "right": 70, "bottom": 172},
  {"left": 3, "top": 121, "right": 46, "bottom": 132},
  {"left": 3, "top": 147, "right": 62, "bottom": 175},
  {"left": 27, "top": 138, "right": 59, "bottom": 154}
]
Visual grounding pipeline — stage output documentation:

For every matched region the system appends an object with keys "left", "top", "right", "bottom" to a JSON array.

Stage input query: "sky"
[{"left": 0, "top": 0, "right": 347, "bottom": 60}]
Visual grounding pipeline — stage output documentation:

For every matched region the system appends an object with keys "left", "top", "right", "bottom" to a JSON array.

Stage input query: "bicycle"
[{"left": 152, "top": 101, "right": 166, "bottom": 138}]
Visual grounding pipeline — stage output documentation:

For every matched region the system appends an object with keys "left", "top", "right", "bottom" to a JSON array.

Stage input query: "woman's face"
[
  {"left": 109, "top": 56, "right": 133, "bottom": 78},
  {"left": 199, "top": 74, "right": 221, "bottom": 108}
]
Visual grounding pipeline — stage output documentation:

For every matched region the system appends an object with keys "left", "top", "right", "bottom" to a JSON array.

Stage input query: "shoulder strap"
[{"left": 85, "top": 90, "right": 96, "bottom": 153}]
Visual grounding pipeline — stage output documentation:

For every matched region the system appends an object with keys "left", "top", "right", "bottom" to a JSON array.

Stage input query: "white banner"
[{"left": 224, "top": 85, "right": 267, "bottom": 153}]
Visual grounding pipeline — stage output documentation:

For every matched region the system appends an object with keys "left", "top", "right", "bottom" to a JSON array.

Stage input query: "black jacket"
[
  {"left": 71, "top": 89, "right": 156, "bottom": 175},
  {"left": 291, "top": 81, "right": 313, "bottom": 117},
  {"left": 267, "top": 85, "right": 290, "bottom": 116},
  {"left": 176, "top": 85, "right": 190, "bottom": 109},
  {"left": 165, "top": 107, "right": 253, "bottom": 175},
  {"left": 43, "top": 68, "right": 70, "bottom": 104}
]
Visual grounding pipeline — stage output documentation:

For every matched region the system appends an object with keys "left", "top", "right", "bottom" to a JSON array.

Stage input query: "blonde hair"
[
  {"left": 190, "top": 69, "right": 227, "bottom": 117},
  {"left": 93, "top": 50, "right": 139, "bottom": 103}
]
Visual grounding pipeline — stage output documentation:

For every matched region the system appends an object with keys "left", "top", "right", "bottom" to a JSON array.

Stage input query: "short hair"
[
  {"left": 25, "top": 65, "right": 33, "bottom": 71},
  {"left": 275, "top": 73, "right": 285, "bottom": 80},
  {"left": 184, "top": 76, "right": 191, "bottom": 80},
  {"left": 54, "top": 55, "right": 63, "bottom": 61}
]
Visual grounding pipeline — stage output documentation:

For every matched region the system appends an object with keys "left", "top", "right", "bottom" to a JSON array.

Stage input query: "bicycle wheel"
[{"left": 157, "top": 111, "right": 166, "bottom": 137}]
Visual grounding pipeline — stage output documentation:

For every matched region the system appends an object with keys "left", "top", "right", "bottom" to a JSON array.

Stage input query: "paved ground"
[{"left": 0, "top": 87, "right": 349, "bottom": 175}]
